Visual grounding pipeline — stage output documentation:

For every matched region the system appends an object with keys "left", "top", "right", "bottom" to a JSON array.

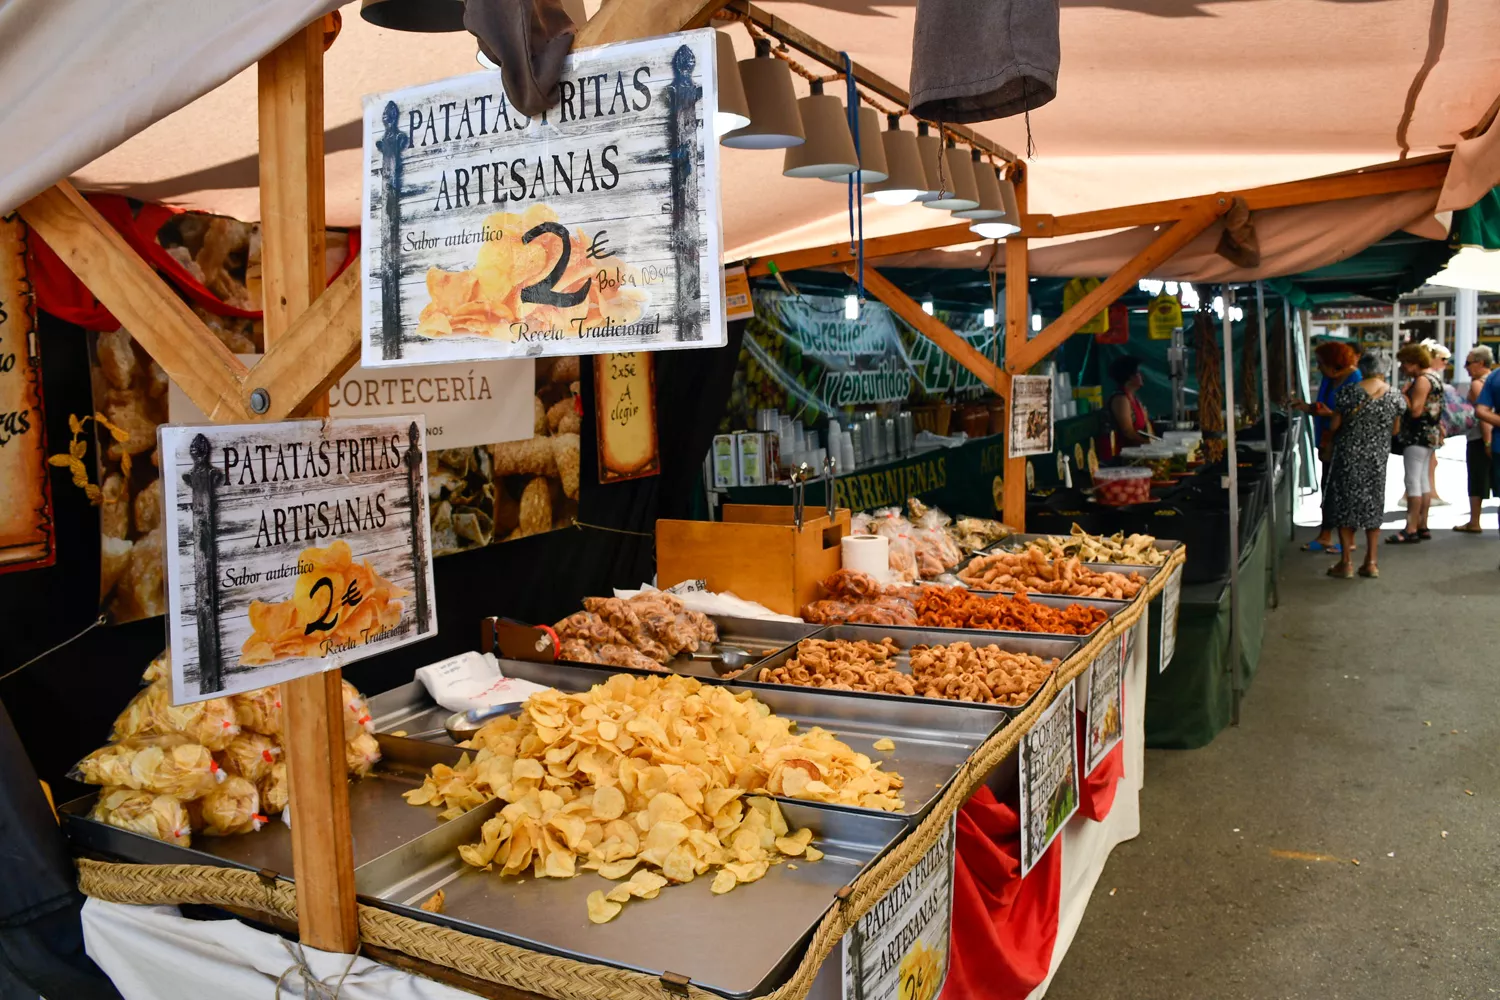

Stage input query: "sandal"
[
  {"left": 1417, "top": 529, "right": 1433, "bottom": 541},
  {"left": 1301, "top": 540, "right": 1342, "bottom": 554},
  {"left": 1358, "top": 565, "right": 1379, "bottom": 578},
  {"left": 1386, "top": 530, "right": 1422, "bottom": 544},
  {"left": 1327, "top": 563, "right": 1355, "bottom": 579},
  {"left": 1453, "top": 524, "right": 1484, "bottom": 533}
]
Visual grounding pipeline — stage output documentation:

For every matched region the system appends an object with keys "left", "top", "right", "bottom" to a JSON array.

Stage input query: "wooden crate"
[{"left": 656, "top": 505, "right": 851, "bottom": 616}]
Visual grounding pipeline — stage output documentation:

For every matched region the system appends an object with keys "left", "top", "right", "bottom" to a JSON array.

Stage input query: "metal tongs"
[
  {"left": 789, "top": 462, "right": 812, "bottom": 530},
  {"left": 824, "top": 453, "right": 838, "bottom": 517}
]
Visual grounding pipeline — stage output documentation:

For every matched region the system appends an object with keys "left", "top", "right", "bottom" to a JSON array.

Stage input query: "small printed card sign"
[
  {"left": 1084, "top": 635, "right": 1125, "bottom": 776},
  {"left": 594, "top": 351, "right": 659, "bottom": 482},
  {"left": 0, "top": 214, "right": 54, "bottom": 574},
  {"left": 1159, "top": 563, "right": 1182, "bottom": 672},
  {"left": 1019, "top": 683, "right": 1078, "bottom": 876},
  {"left": 160, "top": 416, "right": 438, "bottom": 704},
  {"left": 361, "top": 29, "right": 725, "bottom": 367},
  {"left": 1008, "top": 374, "right": 1054, "bottom": 458},
  {"left": 841, "top": 815, "right": 955, "bottom": 1000}
]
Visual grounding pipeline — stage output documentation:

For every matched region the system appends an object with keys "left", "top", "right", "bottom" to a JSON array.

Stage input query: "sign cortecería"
[{"left": 360, "top": 29, "right": 725, "bottom": 367}]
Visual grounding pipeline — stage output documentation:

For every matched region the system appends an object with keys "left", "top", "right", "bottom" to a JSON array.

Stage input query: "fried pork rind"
[
  {"left": 75, "top": 735, "right": 222, "bottom": 800},
  {"left": 239, "top": 540, "right": 408, "bottom": 667},
  {"left": 406, "top": 674, "right": 888, "bottom": 921},
  {"left": 92, "top": 788, "right": 192, "bottom": 846},
  {"left": 958, "top": 550, "right": 1145, "bottom": 599},
  {"left": 913, "top": 589, "right": 1106, "bottom": 635}
]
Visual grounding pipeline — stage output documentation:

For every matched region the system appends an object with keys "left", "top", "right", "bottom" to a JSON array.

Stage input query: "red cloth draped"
[
  {"left": 26, "top": 193, "right": 360, "bottom": 331},
  {"left": 942, "top": 787, "right": 1061, "bottom": 1000},
  {"left": 1078, "top": 740, "right": 1124, "bottom": 822}
]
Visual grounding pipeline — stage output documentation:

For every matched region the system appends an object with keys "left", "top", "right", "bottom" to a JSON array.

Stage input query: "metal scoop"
[
  {"left": 443, "top": 700, "right": 524, "bottom": 743},
  {"left": 690, "top": 646, "right": 756, "bottom": 674}
]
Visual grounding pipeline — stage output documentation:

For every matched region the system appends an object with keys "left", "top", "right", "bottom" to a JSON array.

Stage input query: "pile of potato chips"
[{"left": 403, "top": 673, "right": 897, "bottom": 923}]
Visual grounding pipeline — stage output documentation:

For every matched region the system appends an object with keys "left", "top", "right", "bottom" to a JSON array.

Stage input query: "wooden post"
[
  {"left": 1001, "top": 165, "right": 1030, "bottom": 529},
  {"left": 258, "top": 20, "right": 359, "bottom": 954}
]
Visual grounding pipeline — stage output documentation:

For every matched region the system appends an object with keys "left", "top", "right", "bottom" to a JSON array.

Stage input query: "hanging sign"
[
  {"left": 361, "top": 30, "right": 725, "bottom": 367},
  {"left": 594, "top": 351, "right": 659, "bottom": 482},
  {"left": 841, "top": 814, "right": 955, "bottom": 1000},
  {"left": 1099, "top": 302, "right": 1130, "bottom": 345},
  {"left": 1019, "top": 683, "right": 1078, "bottom": 876},
  {"left": 1148, "top": 292, "right": 1183, "bottom": 341},
  {"left": 1062, "top": 277, "right": 1108, "bottom": 335},
  {"left": 0, "top": 214, "right": 54, "bottom": 574},
  {"left": 1008, "top": 374, "right": 1054, "bottom": 458},
  {"left": 159, "top": 416, "right": 437, "bottom": 704},
  {"left": 724, "top": 265, "right": 754, "bottom": 323},
  {"left": 1084, "top": 635, "right": 1125, "bottom": 776}
]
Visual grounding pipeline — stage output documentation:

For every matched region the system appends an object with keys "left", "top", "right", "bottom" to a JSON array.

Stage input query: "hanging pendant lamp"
[
  {"left": 714, "top": 31, "right": 752, "bottom": 138},
  {"left": 864, "top": 115, "right": 928, "bottom": 204},
  {"left": 912, "top": 123, "right": 951, "bottom": 203},
  {"left": 783, "top": 79, "right": 859, "bottom": 179},
  {"left": 722, "top": 38, "right": 806, "bottom": 150},
  {"left": 953, "top": 150, "right": 1004, "bottom": 219},
  {"left": 360, "top": 0, "right": 466, "bottom": 31},
  {"left": 970, "top": 165, "right": 1023, "bottom": 238},
  {"left": 923, "top": 139, "right": 979, "bottom": 210},
  {"left": 818, "top": 106, "right": 889, "bottom": 184}
]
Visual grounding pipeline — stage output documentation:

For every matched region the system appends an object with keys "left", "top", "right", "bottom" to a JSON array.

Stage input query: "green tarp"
[{"left": 1451, "top": 186, "right": 1500, "bottom": 250}]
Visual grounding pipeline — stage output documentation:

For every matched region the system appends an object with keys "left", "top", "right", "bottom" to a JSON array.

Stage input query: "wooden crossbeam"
[
  {"left": 1005, "top": 198, "right": 1227, "bottom": 375},
  {"left": 16, "top": 182, "right": 252, "bottom": 421},
  {"left": 743, "top": 154, "right": 1450, "bottom": 275},
  {"left": 576, "top": 0, "right": 733, "bottom": 45},
  {"left": 851, "top": 265, "right": 1004, "bottom": 395},
  {"left": 246, "top": 260, "right": 361, "bottom": 420}
]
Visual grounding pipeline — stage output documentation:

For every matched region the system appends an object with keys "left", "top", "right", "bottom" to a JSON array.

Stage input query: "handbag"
[{"left": 1440, "top": 382, "right": 1476, "bottom": 436}]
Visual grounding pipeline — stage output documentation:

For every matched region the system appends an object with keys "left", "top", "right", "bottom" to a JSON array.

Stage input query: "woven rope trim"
[{"left": 78, "top": 547, "right": 1186, "bottom": 1000}]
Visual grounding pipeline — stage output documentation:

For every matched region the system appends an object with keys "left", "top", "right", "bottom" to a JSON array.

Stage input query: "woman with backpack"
[
  {"left": 1388, "top": 343, "right": 1444, "bottom": 544},
  {"left": 1454, "top": 346, "right": 1493, "bottom": 533}
]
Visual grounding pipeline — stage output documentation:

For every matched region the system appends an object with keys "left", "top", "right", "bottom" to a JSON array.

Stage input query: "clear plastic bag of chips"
[
  {"left": 91, "top": 787, "right": 192, "bottom": 846},
  {"left": 258, "top": 761, "right": 289, "bottom": 816},
  {"left": 216, "top": 732, "right": 280, "bottom": 784},
  {"left": 346, "top": 732, "right": 381, "bottom": 778},
  {"left": 192, "top": 775, "right": 263, "bottom": 836},
  {"left": 74, "top": 735, "right": 223, "bottom": 801}
]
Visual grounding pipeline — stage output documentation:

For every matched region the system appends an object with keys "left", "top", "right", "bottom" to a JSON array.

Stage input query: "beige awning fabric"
[{"left": 4, "top": 0, "right": 1500, "bottom": 264}]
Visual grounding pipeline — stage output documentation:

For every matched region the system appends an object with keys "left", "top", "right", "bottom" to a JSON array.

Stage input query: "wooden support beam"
[
  {"left": 576, "top": 0, "right": 733, "bottom": 45},
  {"left": 244, "top": 259, "right": 362, "bottom": 420},
  {"left": 1000, "top": 168, "right": 1030, "bottom": 530},
  {"left": 16, "top": 182, "right": 251, "bottom": 420},
  {"left": 851, "top": 265, "right": 1004, "bottom": 396},
  {"left": 258, "top": 20, "right": 359, "bottom": 956},
  {"left": 728, "top": 1, "right": 1016, "bottom": 164},
  {"left": 1006, "top": 198, "right": 1226, "bottom": 375},
  {"left": 743, "top": 154, "right": 1450, "bottom": 273}
]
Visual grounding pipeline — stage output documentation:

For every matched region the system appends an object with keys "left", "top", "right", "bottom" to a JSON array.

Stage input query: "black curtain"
[{"left": 0, "top": 315, "right": 745, "bottom": 796}]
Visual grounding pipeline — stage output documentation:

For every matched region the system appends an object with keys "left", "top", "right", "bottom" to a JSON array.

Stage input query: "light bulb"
[
  {"left": 1031, "top": 313, "right": 1042, "bottom": 332},
  {"left": 868, "top": 188, "right": 921, "bottom": 205},
  {"left": 922, "top": 298, "right": 934, "bottom": 316},
  {"left": 983, "top": 307, "right": 996, "bottom": 328},
  {"left": 844, "top": 294, "right": 859, "bottom": 320},
  {"left": 968, "top": 220, "right": 1020, "bottom": 240}
]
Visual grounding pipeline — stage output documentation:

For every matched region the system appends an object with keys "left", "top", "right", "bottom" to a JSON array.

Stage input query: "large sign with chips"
[
  {"left": 360, "top": 30, "right": 725, "bottom": 368},
  {"left": 159, "top": 416, "right": 437, "bottom": 704},
  {"left": 1019, "top": 683, "right": 1077, "bottom": 876},
  {"left": 0, "top": 214, "right": 54, "bottom": 574},
  {"left": 842, "top": 815, "right": 955, "bottom": 1000}
]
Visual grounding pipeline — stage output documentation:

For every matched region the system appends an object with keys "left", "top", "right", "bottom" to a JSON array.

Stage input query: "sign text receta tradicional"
[{"left": 361, "top": 30, "right": 725, "bottom": 367}]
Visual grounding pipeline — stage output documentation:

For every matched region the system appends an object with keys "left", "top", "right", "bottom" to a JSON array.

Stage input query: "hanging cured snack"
[{"left": 1194, "top": 309, "right": 1227, "bottom": 462}]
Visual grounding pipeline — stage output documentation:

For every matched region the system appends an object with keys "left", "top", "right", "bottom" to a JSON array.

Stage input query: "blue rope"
[{"left": 840, "top": 52, "right": 864, "bottom": 311}]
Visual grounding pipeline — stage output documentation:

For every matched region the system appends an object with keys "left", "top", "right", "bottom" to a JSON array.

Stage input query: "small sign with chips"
[
  {"left": 1084, "top": 635, "right": 1125, "bottom": 776},
  {"left": 841, "top": 814, "right": 955, "bottom": 1000},
  {"left": 361, "top": 30, "right": 725, "bottom": 368},
  {"left": 159, "top": 416, "right": 437, "bottom": 704},
  {"left": 1019, "top": 684, "right": 1078, "bottom": 876},
  {"left": 1158, "top": 563, "right": 1183, "bottom": 672}
]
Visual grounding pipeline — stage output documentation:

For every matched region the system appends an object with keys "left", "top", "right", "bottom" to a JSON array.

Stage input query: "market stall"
[{"left": 2, "top": 1, "right": 1500, "bottom": 999}]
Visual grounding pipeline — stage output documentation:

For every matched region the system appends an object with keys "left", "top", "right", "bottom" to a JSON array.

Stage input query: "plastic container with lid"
[{"left": 1093, "top": 466, "right": 1153, "bottom": 506}]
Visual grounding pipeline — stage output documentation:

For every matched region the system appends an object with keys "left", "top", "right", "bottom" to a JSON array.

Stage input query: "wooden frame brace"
[{"left": 851, "top": 265, "right": 1004, "bottom": 395}]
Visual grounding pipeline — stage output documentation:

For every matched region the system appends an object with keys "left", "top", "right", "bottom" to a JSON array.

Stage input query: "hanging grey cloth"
[
  {"left": 465, "top": 0, "right": 578, "bottom": 118},
  {"left": 908, "top": 0, "right": 1060, "bottom": 124}
]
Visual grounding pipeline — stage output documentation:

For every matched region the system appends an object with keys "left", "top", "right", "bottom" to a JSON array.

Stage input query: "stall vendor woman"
[{"left": 1102, "top": 355, "right": 1151, "bottom": 457}]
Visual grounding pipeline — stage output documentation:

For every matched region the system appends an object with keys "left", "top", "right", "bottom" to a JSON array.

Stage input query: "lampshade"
[
  {"left": 714, "top": 31, "right": 751, "bottom": 138},
  {"left": 970, "top": 167, "right": 1022, "bottom": 238},
  {"left": 864, "top": 115, "right": 928, "bottom": 204},
  {"left": 913, "top": 123, "right": 951, "bottom": 202},
  {"left": 924, "top": 140, "right": 979, "bottom": 210},
  {"left": 360, "top": 0, "right": 466, "bottom": 31},
  {"left": 783, "top": 80, "right": 859, "bottom": 179},
  {"left": 953, "top": 151, "right": 1004, "bottom": 219},
  {"left": 818, "top": 106, "right": 889, "bottom": 184},
  {"left": 722, "top": 38, "right": 806, "bottom": 150}
]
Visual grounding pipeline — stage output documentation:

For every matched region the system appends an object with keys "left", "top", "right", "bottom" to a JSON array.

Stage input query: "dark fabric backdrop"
[{"left": 0, "top": 314, "right": 745, "bottom": 795}]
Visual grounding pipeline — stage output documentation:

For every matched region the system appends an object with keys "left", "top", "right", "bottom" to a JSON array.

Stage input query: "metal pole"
[
  {"left": 1221, "top": 285, "right": 1243, "bottom": 726},
  {"left": 1391, "top": 301, "right": 1401, "bottom": 382},
  {"left": 1284, "top": 298, "right": 1298, "bottom": 539},
  {"left": 1256, "top": 281, "right": 1278, "bottom": 609}
]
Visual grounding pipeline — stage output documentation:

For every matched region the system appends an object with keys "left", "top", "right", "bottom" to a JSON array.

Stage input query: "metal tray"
[
  {"left": 553, "top": 614, "right": 818, "bottom": 680},
  {"left": 369, "top": 658, "right": 993, "bottom": 825},
  {"left": 988, "top": 532, "right": 1183, "bottom": 564},
  {"left": 906, "top": 590, "right": 1130, "bottom": 639},
  {"left": 356, "top": 794, "right": 907, "bottom": 1000},
  {"left": 59, "top": 735, "right": 465, "bottom": 876},
  {"left": 739, "top": 624, "right": 1076, "bottom": 720}
]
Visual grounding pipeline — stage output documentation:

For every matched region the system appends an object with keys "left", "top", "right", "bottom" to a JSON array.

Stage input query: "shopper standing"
[
  {"left": 1472, "top": 353, "right": 1500, "bottom": 548},
  {"left": 1389, "top": 343, "right": 1442, "bottom": 544},
  {"left": 1455, "top": 346, "right": 1493, "bottom": 533},
  {"left": 1422, "top": 340, "right": 1452, "bottom": 507},
  {"left": 1324, "top": 352, "right": 1407, "bottom": 577},
  {"left": 1292, "top": 340, "right": 1362, "bottom": 554}
]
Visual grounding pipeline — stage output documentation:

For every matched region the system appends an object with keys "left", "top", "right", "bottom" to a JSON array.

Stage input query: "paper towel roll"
[{"left": 841, "top": 533, "right": 889, "bottom": 576}]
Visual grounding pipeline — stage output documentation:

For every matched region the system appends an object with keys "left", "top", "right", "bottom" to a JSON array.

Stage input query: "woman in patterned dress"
[{"left": 1323, "top": 352, "right": 1407, "bottom": 578}]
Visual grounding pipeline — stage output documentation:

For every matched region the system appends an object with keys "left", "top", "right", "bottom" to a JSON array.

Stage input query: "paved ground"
[{"left": 1047, "top": 440, "right": 1500, "bottom": 1000}]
